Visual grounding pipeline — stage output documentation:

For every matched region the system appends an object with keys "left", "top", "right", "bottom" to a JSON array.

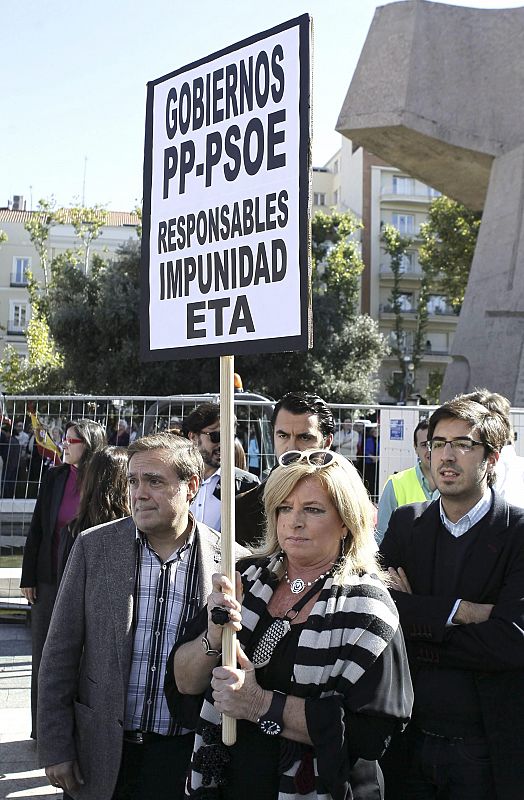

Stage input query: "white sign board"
[{"left": 141, "top": 15, "right": 312, "bottom": 361}]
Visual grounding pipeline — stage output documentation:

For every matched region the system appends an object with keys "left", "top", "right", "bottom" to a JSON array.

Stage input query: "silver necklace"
[{"left": 284, "top": 569, "right": 332, "bottom": 594}]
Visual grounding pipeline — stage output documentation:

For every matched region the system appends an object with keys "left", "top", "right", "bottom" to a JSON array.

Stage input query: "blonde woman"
[{"left": 167, "top": 449, "right": 413, "bottom": 800}]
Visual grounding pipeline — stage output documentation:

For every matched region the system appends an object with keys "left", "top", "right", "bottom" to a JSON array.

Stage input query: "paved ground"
[{"left": 0, "top": 619, "right": 61, "bottom": 799}]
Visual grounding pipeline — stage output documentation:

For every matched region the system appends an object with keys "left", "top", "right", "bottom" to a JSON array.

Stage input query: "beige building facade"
[
  {"left": 313, "top": 139, "right": 457, "bottom": 403},
  {"left": 0, "top": 202, "right": 139, "bottom": 363}
]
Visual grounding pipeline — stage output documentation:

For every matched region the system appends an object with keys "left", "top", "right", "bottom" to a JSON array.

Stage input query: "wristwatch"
[
  {"left": 201, "top": 634, "right": 221, "bottom": 657},
  {"left": 257, "top": 690, "right": 286, "bottom": 735}
]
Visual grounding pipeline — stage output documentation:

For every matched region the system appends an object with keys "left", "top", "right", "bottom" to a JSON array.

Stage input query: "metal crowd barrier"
[{"left": 2, "top": 395, "right": 523, "bottom": 564}]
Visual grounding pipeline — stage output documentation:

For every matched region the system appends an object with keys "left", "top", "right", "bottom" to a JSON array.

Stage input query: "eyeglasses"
[
  {"left": 427, "top": 437, "right": 484, "bottom": 454},
  {"left": 278, "top": 449, "right": 336, "bottom": 468},
  {"left": 200, "top": 430, "right": 220, "bottom": 444},
  {"left": 63, "top": 437, "right": 84, "bottom": 445}
]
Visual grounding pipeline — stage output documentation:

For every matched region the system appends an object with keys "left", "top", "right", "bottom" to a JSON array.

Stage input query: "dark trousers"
[
  {"left": 402, "top": 727, "right": 496, "bottom": 800},
  {"left": 31, "top": 581, "right": 58, "bottom": 737},
  {"left": 112, "top": 732, "right": 194, "bottom": 800}
]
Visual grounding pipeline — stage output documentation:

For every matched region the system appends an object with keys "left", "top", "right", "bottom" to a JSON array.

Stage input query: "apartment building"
[
  {"left": 312, "top": 136, "right": 362, "bottom": 216},
  {"left": 0, "top": 198, "right": 139, "bottom": 360},
  {"left": 313, "top": 140, "right": 457, "bottom": 403}
]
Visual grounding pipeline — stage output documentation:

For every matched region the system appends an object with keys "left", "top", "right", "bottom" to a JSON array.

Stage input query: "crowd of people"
[
  {"left": 0, "top": 416, "right": 139, "bottom": 499},
  {"left": 16, "top": 389, "right": 524, "bottom": 800}
]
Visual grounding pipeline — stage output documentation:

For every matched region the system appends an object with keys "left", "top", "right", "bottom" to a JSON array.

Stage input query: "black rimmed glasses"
[
  {"left": 278, "top": 449, "right": 336, "bottom": 468},
  {"left": 200, "top": 430, "right": 220, "bottom": 444},
  {"left": 427, "top": 437, "right": 484, "bottom": 455}
]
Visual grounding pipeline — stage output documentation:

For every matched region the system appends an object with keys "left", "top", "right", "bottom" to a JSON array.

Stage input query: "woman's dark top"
[
  {"left": 221, "top": 609, "right": 307, "bottom": 800},
  {"left": 165, "top": 557, "right": 413, "bottom": 800},
  {"left": 20, "top": 464, "right": 72, "bottom": 586}
]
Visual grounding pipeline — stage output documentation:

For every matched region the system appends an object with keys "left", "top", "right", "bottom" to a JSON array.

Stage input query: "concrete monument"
[{"left": 336, "top": 0, "right": 524, "bottom": 403}]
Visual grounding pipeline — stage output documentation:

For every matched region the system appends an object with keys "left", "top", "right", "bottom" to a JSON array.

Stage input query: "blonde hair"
[{"left": 255, "top": 450, "right": 385, "bottom": 583}]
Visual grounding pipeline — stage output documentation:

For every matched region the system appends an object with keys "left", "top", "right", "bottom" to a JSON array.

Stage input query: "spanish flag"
[{"left": 29, "top": 412, "right": 62, "bottom": 465}]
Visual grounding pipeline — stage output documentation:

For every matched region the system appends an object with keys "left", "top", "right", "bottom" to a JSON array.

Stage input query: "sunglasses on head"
[
  {"left": 200, "top": 430, "right": 220, "bottom": 444},
  {"left": 278, "top": 449, "right": 336, "bottom": 468}
]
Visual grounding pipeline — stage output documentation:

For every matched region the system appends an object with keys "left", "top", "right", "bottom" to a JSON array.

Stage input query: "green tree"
[
  {"left": 0, "top": 230, "right": 7, "bottom": 246},
  {"left": 418, "top": 196, "right": 481, "bottom": 312},
  {"left": 60, "top": 204, "right": 108, "bottom": 274},
  {"left": 0, "top": 199, "right": 65, "bottom": 393},
  {"left": 0, "top": 201, "right": 109, "bottom": 394},
  {"left": 381, "top": 224, "right": 432, "bottom": 400},
  {"left": 0, "top": 317, "right": 64, "bottom": 394},
  {"left": 426, "top": 369, "right": 444, "bottom": 405},
  {"left": 24, "top": 198, "right": 60, "bottom": 295},
  {"left": 381, "top": 224, "right": 413, "bottom": 364},
  {"left": 131, "top": 204, "right": 142, "bottom": 238}
]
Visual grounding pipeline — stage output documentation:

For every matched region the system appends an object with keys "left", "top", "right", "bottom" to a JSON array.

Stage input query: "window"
[
  {"left": 399, "top": 252, "right": 415, "bottom": 273},
  {"left": 398, "top": 293, "right": 414, "bottom": 311},
  {"left": 313, "top": 192, "right": 326, "bottom": 206},
  {"left": 426, "top": 332, "right": 448, "bottom": 353},
  {"left": 392, "top": 176, "right": 414, "bottom": 195},
  {"left": 427, "top": 295, "right": 448, "bottom": 315},
  {"left": 391, "top": 213, "right": 415, "bottom": 234},
  {"left": 9, "top": 302, "right": 29, "bottom": 334},
  {"left": 333, "top": 159, "right": 339, "bottom": 175},
  {"left": 333, "top": 189, "right": 339, "bottom": 206},
  {"left": 389, "top": 330, "right": 414, "bottom": 350},
  {"left": 11, "top": 257, "right": 30, "bottom": 286},
  {"left": 428, "top": 187, "right": 441, "bottom": 198}
]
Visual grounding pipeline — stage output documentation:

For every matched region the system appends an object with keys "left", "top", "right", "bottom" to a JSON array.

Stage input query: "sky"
[{"left": 1, "top": 0, "right": 522, "bottom": 212}]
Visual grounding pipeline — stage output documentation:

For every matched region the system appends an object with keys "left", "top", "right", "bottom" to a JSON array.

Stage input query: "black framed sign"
[{"left": 141, "top": 14, "right": 312, "bottom": 361}]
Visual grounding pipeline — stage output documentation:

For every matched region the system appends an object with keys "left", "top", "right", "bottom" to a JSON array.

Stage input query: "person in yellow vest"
[{"left": 376, "top": 419, "right": 437, "bottom": 543}]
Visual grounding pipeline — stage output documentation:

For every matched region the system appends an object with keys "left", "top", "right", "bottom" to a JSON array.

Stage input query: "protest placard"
[
  {"left": 141, "top": 14, "right": 311, "bottom": 746},
  {"left": 141, "top": 14, "right": 311, "bottom": 360}
]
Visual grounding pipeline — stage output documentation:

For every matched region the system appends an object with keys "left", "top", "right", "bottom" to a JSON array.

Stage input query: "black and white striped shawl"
[{"left": 187, "top": 554, "right": 399, "bottom": 799}]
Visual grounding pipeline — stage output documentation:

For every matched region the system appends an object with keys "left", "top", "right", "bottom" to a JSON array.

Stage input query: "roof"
[{"left": 0, "top": 209, "right": 140, "bottom": 227}]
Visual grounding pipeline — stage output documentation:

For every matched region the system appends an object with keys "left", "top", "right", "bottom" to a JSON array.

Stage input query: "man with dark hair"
[
  {"left": 376, "top": 418, "right": 437, "bottom": 542},
  {"left": 380, "top": 397, "right": 524, "bottom": 800},
  {"left": 235, "top": 391, "right": 335, "bottom": 546},
  {"left": 37, "top": 433, "right": 249, "bottom": 800},
  {"left": 269, "top": 390, "right": 335, "bottom": 444},
  {"left": 184, "top": 402, "right": 258, "bottom": 532}
]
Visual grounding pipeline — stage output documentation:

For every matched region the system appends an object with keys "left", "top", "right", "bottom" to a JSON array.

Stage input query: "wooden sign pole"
[{"left": 220, "top": 354, "right": 237, "bottom": 745}]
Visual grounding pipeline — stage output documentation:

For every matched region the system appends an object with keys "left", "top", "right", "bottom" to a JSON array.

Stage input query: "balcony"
[
  {"left": 383, "top": 348, "right": 450, "bottom": 359},
  {"left": 428, "top": 305, "right": 459, "bottom": 317},
  {"left": 381, "top": 190, "right": 440, "bottom": 204},
  {"left": 379, "top": 263, "right": 422, "bottom": 277},
  {"left": 10, "top": 273, "right": 28, "bottom": 287},
  {"left": 7, "top": 320, "right": 28, "bottom": 336},
  {"left": 379, "top": 304, "right": 417, "bottom": 315}
]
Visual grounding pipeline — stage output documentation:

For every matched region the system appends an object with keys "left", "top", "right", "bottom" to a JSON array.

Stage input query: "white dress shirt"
[{"left": 190, "top": 469, "right": 222, "bottom": 531}]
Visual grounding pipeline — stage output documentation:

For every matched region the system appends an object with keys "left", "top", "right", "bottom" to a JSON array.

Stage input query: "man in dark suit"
[
  {"left": 37, "top": 433, "right": 249, "bottom": 800},
  {"left": 380, "top": 396, "right": 524, "bottom": 800},
  {"left": 235, "top": 391, "right": 335, "bottom": 546},
  {"left": 183, "top": 402, "right": 258, "bottom": 532}
]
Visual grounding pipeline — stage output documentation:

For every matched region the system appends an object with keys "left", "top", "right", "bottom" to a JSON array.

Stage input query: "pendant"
[
  {"left": 290, "top": 578, "right": 305, "bottom": 594},
  {"left": 252, "top": 617, "right": 292, "bottom": 668}
]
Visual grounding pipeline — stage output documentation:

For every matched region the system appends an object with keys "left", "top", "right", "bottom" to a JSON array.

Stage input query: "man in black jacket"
[
  {"left": 380, "top": 396, "right": 524, "bottom": 800},
  {"left": 235, "top": 391, "right": 335, "bottom": 546},
  {"left": 184, "top": 402, "right": 258, "bottom": 532}
]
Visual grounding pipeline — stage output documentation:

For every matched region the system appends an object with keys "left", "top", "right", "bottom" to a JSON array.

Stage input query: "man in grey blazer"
[{"left": 37, "top": 432, "right": 249, "bottom": 800}]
